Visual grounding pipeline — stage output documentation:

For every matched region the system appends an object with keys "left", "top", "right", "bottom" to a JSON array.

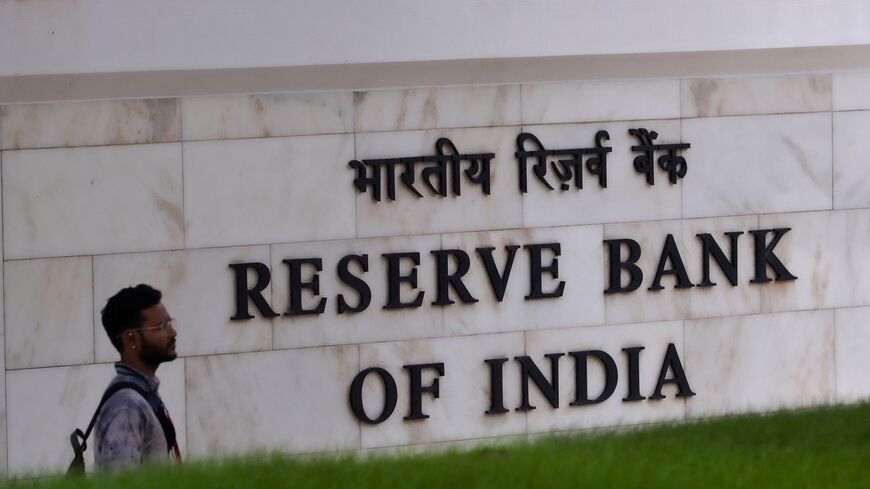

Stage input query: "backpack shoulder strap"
[
  {"left": 135, "top": 386, "right": 177, "bottom": 452},
  {"left": 68, "top": 381, "right": 142, "bottom": 476},
  {"left": 90, "top": 381, "right": 176, "bottom": 451},
  {"left": 83, "top": 381, "right": 143, "bottom": 444}
]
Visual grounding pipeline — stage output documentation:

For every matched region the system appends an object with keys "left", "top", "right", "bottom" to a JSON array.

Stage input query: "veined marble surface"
[
  {"left": 6, "top": 359, "right": 186, "bottom": 475},
  {"left": 5, "top": 257, "right": 93, "bottom": 370},
  {"left": 2, "top": 143, "right": 184, "bottom": 259},
  {"left": 440, "top": 225, "right": 604, "bottom": 336},
  {"left": 524, "top": 321, "right": 686, "bottom": 433},
  {"left": 603, "top": 215, "right": 763, "bottom": 324},
  {"left": 833, "top": 110, "right": 870, "bottom": 209},
  {"left": 358, "top": 333, "right": 526, "bottom": 448},
  {"left": 682, "top": 112, "right": 832, "bottom": 218},
  {"left": 759, "top": 209, "right": 870, "bottom": 312},
  {"left": 354, "top": 85, "right": 520, "bottom": 133},
  {"left": 0, "top": 99, "right": 180, "bottom": 150},
  {"left": 521, "top": 79, "right": 680, "bottom": 124},
  {"left": 684, "top": 310, "right": 834, "bottom": 417},
  {"left": 184, "top": 346, "right": 359, "bottom": 458},
  {"left": 682, "top": 74, "right": 831, "bottom": 118},
  {"left": 183, "top": 133, "right": 356, "bottom": 248},
  {"left": 182, "top": 92, "right": 353, "bottom": 141},
  {"left": 521, "top": 119, "right": 682, "bottom": 227},
  {"left": 835, "top": 306, "right": 870, "bottom": 403},
  {"left": 0, "top": 335, "right": 6, "bottom": 473},
  {"left": 271, "top": 234, "right": 443, "bottom": 350},
  {"left": 0, "top": 72, "right": 868, "bottom": 473},
  {"left": 354, "top": 126, "right": 523, "bottom": 238},
  {"left": 93, "top": 246, "right": 274, "bottom": 362},
  {"left": 833, "top": 71, "right": 870, "bottom": 111}
]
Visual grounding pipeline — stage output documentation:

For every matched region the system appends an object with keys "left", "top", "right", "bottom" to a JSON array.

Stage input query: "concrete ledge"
[{"left": 3, "top": 45, "right": 870, "bottom": 104}]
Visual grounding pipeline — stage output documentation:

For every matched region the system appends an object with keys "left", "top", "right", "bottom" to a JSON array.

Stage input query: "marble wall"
[{"left": 1, "top": 71, "right": 869, "bottom": 475}]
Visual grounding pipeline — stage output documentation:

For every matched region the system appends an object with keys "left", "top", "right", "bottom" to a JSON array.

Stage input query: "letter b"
[{"left": 604, "top": 239, "right": 643, "bottom": 293}]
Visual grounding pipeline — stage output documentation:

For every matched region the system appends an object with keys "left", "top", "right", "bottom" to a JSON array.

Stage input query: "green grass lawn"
[{"left": 11, "top": 402, "right": 870, "bottom": 489}]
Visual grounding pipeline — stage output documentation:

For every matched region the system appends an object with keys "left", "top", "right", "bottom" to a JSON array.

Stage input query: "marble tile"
[
  {"left": 832, "top": 71, "right": 870, "bottom": 111},
  {"left": 0, "top": 335, "right": 6, "bottom": 474},
  {"left": 834, "top": 306, "right": 870, "bottom": 403},
  {"left": 604, "top": 215, "right": 761, "bottom": 324},
  {"left": 682, "top": 113, "right": 832, "bottom": 219},
  {"left": 271, "top": 234, "right": 442, "bottom": 349},
  {"left": 0, "top": 170, "right": 4, "bottom": 335},
  {"left": 833, "top": 111, "right": 870, "bottom": 209},
  {"left": 183, "top": 134, "right": 355, "bottom": 248},
  {"left": 684, "top": 310, "right": 835, "bottom": 418},
  {"left": 185, "top": 346, "right": 360, "bottom": 458},
  {"left": 159, "top": 360, "right": 188, "bottom": 458},
  {"left": 440, "top": 225, "right": 604, "bottom": 336},
  {"left": 759, "top": 209, "right": 870, "bottom": 312},
  {"left": 182, "top": 92, "right": 353, "bottom": 141},
  {"left": 521, "top": 119, "right": 682, "bottom": 227},
  {"left": 354, "top": 85, "right": 520, "bottom": 133},
  {"left": 354, "top": 126, "right": 523, "bottom": 238},
  {"left": 681, "top": 75, "right": 831, "bottom": 118},
  {"left": 359, "top": 333, "right": 525, "bottom": 448},
  {"left": 679, "top": 215, "right": 762, "bottom": 319},
  {"left": 5, "top": 257, "right": 93, "bottom": 369},
  {"left": 6, "top": 359, "right": 185, "bottom": 476},
  {"left": 0, "top": 99, "right": 180, "bottom": 150},
  {"left": 2, "top": 143, "right": 183, "bottom": 259},
  {"left": 94, "top": 246, "right": 273, "bottom": 362},
  {"left": 521, "top": 79, "right": 680, "bottom": 124},
  {"left": 604, "top": 219, "right": 689, "bottom": 325},
  {"left": 524, "top": 321, "right": 685, "bottom": 433}
]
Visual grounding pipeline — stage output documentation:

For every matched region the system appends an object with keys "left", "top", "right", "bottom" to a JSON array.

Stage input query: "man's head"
[{"left": 101, "top": 284, "right": 177, "bottom": 366}]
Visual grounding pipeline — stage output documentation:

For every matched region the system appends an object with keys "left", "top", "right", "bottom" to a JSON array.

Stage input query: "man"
[{"left": 95, "top": 284, "right": 181, "bottom": 468}]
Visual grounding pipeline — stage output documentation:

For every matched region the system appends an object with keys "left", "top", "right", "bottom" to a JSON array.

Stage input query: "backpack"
[{"left": 67, "top": 381, "right": 177, "bottom": 476}]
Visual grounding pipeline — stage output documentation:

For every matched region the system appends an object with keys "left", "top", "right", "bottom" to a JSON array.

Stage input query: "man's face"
[{"left": 137, "top": 303, "right": 177, "bottom": 364}]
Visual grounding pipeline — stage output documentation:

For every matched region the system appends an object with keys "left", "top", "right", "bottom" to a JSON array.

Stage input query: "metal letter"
[{"left": 349, "top": 367, "right": 398, "bottom": 425}]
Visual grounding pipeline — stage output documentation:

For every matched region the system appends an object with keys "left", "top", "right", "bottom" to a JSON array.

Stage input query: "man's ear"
[{"left": 120, "top": 329, "right": 140, "bottom": 352}]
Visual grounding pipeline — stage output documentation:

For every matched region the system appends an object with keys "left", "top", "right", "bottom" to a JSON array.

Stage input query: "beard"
[{"left": 139, "top": 336, "right": 177, "bottom": 364}]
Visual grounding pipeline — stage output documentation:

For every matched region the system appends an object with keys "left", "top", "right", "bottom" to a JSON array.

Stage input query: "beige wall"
[{"left": 1, "top": 71, "right": 870, "bottom": 475}]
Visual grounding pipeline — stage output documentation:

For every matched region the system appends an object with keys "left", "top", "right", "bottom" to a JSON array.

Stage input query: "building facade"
[{"left": 2, "top": 0, "right": 870, "bottom": 476}]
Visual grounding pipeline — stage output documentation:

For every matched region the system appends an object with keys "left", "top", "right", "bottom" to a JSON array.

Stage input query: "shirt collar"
[{"left": 114, "top": 362, "right": 161, "bottom": 391}]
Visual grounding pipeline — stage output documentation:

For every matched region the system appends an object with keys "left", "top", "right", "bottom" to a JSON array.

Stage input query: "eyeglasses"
[{"left": 123, "top": 318, "right": 176, "bottom": 337}]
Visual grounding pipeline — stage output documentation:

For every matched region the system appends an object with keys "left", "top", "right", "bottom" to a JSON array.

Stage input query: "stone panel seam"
[
  {"left": 518, "top": 82, "right": 525, "bottom": 126},
  {"left": 438, "top": 232, "right": 445, "bottom": 338},
  {"left": 833, "top": 308, "right": 840, "bottom": 402},
  {"left": 187, "top": 128, "right": 358, "bottom": 143},
  {"left": 519, "top": 116, "right": 682, "bottom": 129},
  {"left": 0, "top": 149, "right": 5, "bottom": 262},
  {"left": 3, "top": 365, "right": 7, "bottom": 474},
  {"left": 45, "top": 306, "right": 856, "bottom": 367},
  {"left": 183, "top": 358, "right": 189, "bottom": 458},
  {"left": 181, "top": 105, "right": 187, "bottom": 250},
  {"left": 352, "top": 132, "right": 359, "bottom": 239},
  {"left": 679, "top": 107, "right": 684, "bottom": 221},
  {"left": 522, "top": 329, "right": 528, "bottom": 437},
  {"left": 831, "top": 107, "right": 870, "bottom": 114},
  {"left": 679, "top": 108, "right": 835, "bottom": 121},
  {"left": 91, "top": 256, "right": 96, "bottom": 364},
  {"left": 830, "top": 110, "right": 835, "bottom": 211},
  {"left": 1, "top": 242, "right": 291, "bottom": 262},
  {"left": 0, "top": 140, "right": 180, "bottom": 154},
  {"left": 356, "top": 343, "right": 362, "bottom": 450},
  {"left": 268, "top": 244, "right": 274, "bottom": 351}
]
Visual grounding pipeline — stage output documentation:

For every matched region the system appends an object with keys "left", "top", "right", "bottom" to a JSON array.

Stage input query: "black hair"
[{"left": 101, "top": 284, "right": 163, "bottom": 353}]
